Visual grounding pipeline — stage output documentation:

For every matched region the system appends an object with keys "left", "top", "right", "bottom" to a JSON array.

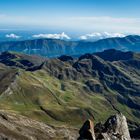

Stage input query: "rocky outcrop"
[
  {"left": 78, "top": 119, "right": 96, "bottom": 140},
  {"left": 100, "top": 113, "right": 131, "bottom": 140},
  {"left": 79, "top": 113, "right": 132, "bottom": 140}
]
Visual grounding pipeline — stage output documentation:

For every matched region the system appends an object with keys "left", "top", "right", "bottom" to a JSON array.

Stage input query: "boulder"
[{"left": 78, "top": 119, "right": 96, "bottom": 140}]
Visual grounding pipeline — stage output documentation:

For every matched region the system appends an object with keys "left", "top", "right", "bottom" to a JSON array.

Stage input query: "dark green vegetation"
[
  {"left": 0, "top": 49, "right": 140, "bottom": 128},
  {"left": 0, "top": 35, "right": 140, "bottom": 57}
]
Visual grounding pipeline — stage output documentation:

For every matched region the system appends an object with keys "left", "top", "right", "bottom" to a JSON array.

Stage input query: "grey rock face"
[
  {"left": 102, "top": 113, "right": 131, "bottom": 140},
  {"left": 79, "top": 113, "right": 132, "bottom": 140}
]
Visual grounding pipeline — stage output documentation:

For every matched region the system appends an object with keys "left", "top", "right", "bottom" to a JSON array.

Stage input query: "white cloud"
[
  {"left": 32, "top": 32, "right": 71, "bottom": 40},
  {"left": 79, "top": 32, "right": 126, "bottom": 40},
  {"left": 5, "top": 33, "right": 21, "bottom": 39}
]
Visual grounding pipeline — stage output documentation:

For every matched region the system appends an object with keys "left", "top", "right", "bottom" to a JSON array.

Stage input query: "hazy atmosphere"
[{"left": 0, "top": 0, "right": 140, "bottom": 34}]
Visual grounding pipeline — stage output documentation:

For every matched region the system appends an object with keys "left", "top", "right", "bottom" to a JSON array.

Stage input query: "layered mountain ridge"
[
  {"left": 0, "top": 49, "right": 140, "bottom": 131},
  {"left": 0, "top": 35, "right": 139, "bottom": 57}
]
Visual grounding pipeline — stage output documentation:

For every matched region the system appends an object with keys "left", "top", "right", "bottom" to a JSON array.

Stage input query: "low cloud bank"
[
  {"left": 79, "top": 32, "right": 126, "bottom": 40},
  {"left": 5, "top": 33, "right": 21, "bottom": 39},
  {"left": 32, "top": 32, "right": 71, "bottom": 40}
]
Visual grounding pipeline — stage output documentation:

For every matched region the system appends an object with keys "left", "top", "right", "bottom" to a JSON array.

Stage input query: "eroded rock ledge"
[{"left": 0, "top": 110, "right": 78, "bottom": 140}]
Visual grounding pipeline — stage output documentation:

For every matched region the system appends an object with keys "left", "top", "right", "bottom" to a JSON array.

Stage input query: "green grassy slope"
[
  {"left": 0, "top": 69, "right": 117, "bottom": 127},
  {"left": 0, "top": 50, "right": 140, "bottom": 128}
]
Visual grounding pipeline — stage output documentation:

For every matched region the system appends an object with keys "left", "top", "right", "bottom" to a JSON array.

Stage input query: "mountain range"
[
  {"left": 0, "top": 49, "right": 140, "bottom": 130},
  {"left": 0, "top": 35, "right": 139, "bottom": 57}
]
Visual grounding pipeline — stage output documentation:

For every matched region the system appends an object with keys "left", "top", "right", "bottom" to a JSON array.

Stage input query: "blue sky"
[{"left": 0, "top": 0, "right": 140, "bottom": 34}]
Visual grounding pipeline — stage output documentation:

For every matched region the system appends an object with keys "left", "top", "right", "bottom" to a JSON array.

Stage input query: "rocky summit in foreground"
[
  {"left": 78, "top": 113, "right": 139, "bottom": 140},
  {"left": 0, "top": 111, "right": 139, "bottom": 140}
]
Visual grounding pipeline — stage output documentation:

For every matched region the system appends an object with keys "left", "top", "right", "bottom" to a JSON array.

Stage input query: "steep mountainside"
[
  {"left": 0, "top": 49, "right": 140, "bottom": 130},
  {"left": 0, "top": 35, "right": 139, "bottom": 57}
]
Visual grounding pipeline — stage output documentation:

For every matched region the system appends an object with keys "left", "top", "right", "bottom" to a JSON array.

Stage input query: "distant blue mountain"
[{"left": 0, "top": 35, "right": 139, "bottom": 57}]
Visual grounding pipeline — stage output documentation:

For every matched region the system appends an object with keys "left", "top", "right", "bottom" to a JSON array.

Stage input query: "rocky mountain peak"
[
  {"left": 58, "top": 55, "right": 74, "bottom": 61},
  {"left": 103, "top": 113, "right": 131, "bottom": 140},
  {"left": 79, "top": 113, "right": 132, "bottom": 140},
  {"left": 95, "top": 49, "right": 134, "bottom": 62}
]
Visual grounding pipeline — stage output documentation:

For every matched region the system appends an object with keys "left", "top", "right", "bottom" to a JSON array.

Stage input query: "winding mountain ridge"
[
  {"left": 0, "top": 35, "right": 139, "bottom": 57},
  {"left": 0, "top": 49, "right": 140, "bottom": 132}
]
